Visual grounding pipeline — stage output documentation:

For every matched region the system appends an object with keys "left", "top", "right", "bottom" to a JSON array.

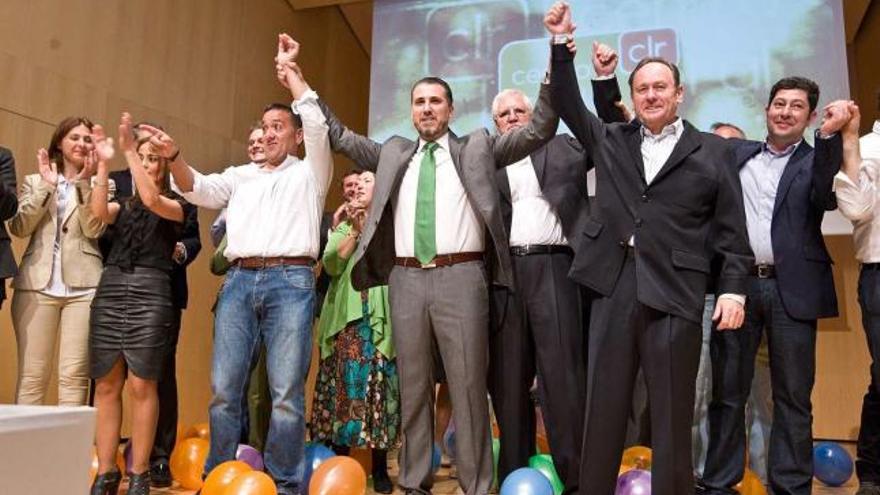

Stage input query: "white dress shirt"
[
  {"left": 182, "top": 90, "right": 332, "bottom": 260},
  {"left": 42, "top": 175, "right": 94, "bottom": 298},
  {"left": 394, "top": 132, "right": 484, "bottom": 257},
  {"left": 834, "top": 122, "right": 880, "bottom": 263},
  {"left": 506, "top": 157, "right": 567, "bottom": 247}
]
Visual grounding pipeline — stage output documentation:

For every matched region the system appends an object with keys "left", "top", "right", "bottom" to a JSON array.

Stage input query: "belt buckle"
[
  {"left": 420, "top": 261, "right": 437, "bottom": 269},
  {"left": 757, "top": 264, "right": 771, "bottom": 278}
]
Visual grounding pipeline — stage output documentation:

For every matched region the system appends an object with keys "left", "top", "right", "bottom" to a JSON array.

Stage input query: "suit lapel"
[
  {"left": 531, "top": 146, "right": 548, "bottom": 186},
  {"left": 773, "top": 141, "right": 812, "bottom": 218},
  {"left": 447, "top": 131, "right": 464, "bottom": 181},
  {"left": 497, "top": 166, "right": 511, "bottom": 203},
  {"left": 623, "top": 122, "right": 647, "bottom": 184},
  {"left": 650, "top": 122, "right": 700, "bottom": 185}
]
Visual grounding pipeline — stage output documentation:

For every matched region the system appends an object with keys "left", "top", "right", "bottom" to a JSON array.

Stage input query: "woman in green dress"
[{"left": 311, "top": 171, "right": 399, "bottom": 493}]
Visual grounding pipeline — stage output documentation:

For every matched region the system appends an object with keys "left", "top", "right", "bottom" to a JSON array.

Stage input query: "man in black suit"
[
  {"left": 699, "top": 79, "right": 849, "bottom": 495},
  {"left": 489, "top": 88, "right": 589, "bottom": 494},
  {"left": 0, "top": 146, "right": 18, "bottom": 305},
  {"left": 98, "top": 135, "right": 201, "bottom": 487},
  {"left": 543, "top": 3, "right": 753, "bottom": 494}
]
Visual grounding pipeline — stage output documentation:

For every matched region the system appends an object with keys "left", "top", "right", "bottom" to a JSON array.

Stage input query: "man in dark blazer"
[
  {"left": 699, "top": 79, "right": 849, "bottom": 495},
  {"left": 488, "top": 87, "right": 589, "bottom": 494},
  {"left": 544, "top": 3, "right": 753, "bottom": 494},
  {"left": 279, "top": 46, "right": 558, "bottom": 494},
  {"left": 98, "top": 161, "right": 201, "bottom": 487},
  {"left": 0, "top": 146, "right": 18, "bottom": 305}
]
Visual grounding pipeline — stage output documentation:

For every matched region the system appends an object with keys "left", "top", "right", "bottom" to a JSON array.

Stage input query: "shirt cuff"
[
  {"left": 593, "top": 74, "right": 615, "bottom": 81},
  {"left": 551, "top": 34, "right": 571, "bottom": 45},
  {"left": 833, "top": 170, "right": 858, "bottom": 190},
  {"left": 174, "top": 242, "right": 187, "bottom": 265},
  {"left": 718, "top": 293, "right": 746, "bottom": 306},
  {"left": 291, "top": 89, "right": 319, "bottom": 114}
]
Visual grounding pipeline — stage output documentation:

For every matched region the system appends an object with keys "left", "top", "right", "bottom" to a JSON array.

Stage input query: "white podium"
[{"left": 0, "top": 405, "right": 96, "bottom": 495}]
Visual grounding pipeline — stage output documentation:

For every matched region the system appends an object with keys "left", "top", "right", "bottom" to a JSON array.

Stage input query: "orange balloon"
[
  {"left": 88, "top": 446, "right": 126, "bottom": 482},
  {"left": 225, "top": 471, "right": 278, "bottom": 495},
  {"left": 308, "top": 456, "right": 367, "bottom": 495},
  {"left": 619, "top": 463, "right": 635, "bottom": 476},
  {"left": 170, "top": 437, "right": 210, "bottom": 490},
  {"left": 735, "top": 468, "right": 767, "bottom": 495},
  {"left": 536, "top": 433, "right": 551, "bottom": 454},
  {"left": 201, "top": 460, "right": 252, "bottom": 495},
  {"left": 184, "top": 422, "right": 211, "bottom": 440},
  {"left": 621, "top": 446, "right": 652, "bottom": 470}
]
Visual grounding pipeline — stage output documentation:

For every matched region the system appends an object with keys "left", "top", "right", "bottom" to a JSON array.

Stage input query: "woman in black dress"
[{"left": 88, "top": 113, "right": 185, "bottom": 495}]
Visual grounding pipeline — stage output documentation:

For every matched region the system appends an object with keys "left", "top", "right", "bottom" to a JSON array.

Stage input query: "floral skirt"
[{"left": 310, "top": 319, "right": 400, "bottom": 449}]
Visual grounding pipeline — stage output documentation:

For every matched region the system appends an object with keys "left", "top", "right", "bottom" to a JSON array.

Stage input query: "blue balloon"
[
  {"left": 304, "top": 443, "right": 335, "bottom": 492},
  {"left": 500, "top": 467, "right": 554, "bottom": 495},
  {"left": 432, "top": 442, "right": 442, "bottom": 474},
  {"left": 813, "top": 441, "right": 853, "bottom": 487},
  {"left": 443, "top": 424, "right": 457, "bottom": 462}
]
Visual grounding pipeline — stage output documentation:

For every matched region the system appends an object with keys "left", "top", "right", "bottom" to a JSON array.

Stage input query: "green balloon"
[
  {"left": 528, "top": 454, "right": 564, "bottom": 495},
  {"left": 492, "top": 437, "right": 501, "bottom": 489}
]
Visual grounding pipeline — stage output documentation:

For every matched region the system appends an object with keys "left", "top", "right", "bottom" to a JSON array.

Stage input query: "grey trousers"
[{"left": 389, "top": 261, "right": 494, "bottom": 495}]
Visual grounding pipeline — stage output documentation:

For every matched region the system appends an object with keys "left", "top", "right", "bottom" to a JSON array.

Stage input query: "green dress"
[{"left": 310, "top": 222, "right": 400, "bottom": 449}]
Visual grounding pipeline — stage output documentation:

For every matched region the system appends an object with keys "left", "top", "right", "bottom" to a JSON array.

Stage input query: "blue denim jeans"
[{"left": 205, "top": 265, "right": 314, "bottom": 494}]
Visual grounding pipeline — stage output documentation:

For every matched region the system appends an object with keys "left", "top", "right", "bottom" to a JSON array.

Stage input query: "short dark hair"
[
  {"left": 411, "top": 77, "right": 454, "bottom": 105},
  {"left": 263, "top": 103, "right": 303, "bottom": 129},
  {"left": 341, "top": 169, "right": 362, "bottom": 184},
  {"left": 710, "top": 121, "right": 745, "bottom": 136},
  {"left": 627, "top": 57, "right": 681, "bottom": 90},
  {"left": 48, "top": 116, "right": 93, "bottom": 172},
  {"left": 768, "top": 77, "right": 820, "bottom": 112}
]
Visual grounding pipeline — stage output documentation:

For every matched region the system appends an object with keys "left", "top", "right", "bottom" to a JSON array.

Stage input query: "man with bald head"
[
  {"left": 488, "top": 88, "right": 589, "bottom": 494},
  {"left": 544, "top": 2, "right": 753, "bottom": 494}
]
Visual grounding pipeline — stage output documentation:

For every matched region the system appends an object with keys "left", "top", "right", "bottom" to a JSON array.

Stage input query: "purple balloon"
[
  {"left": 236, "top": 443, "right": 264, "bottom": 471},
  {"left": 616, "top": 469, "right": 651, "bottom": 495}
]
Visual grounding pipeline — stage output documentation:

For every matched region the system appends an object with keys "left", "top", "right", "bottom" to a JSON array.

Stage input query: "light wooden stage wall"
[{"left": 0, "top": 0, "right": 878, "bottom": 443}]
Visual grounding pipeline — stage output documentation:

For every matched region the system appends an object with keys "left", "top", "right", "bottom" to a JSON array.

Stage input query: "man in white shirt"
[
  {"left": 835, "top": 103, "right": 880, "bottom": 495},
  {"left": 488, "top": 88, "right": 588, "bottom": 494},
  {"left": 277, "top": 34, "right": 558, "bottom": 495},
  {"left": 147, "top": 34, "right": 332, "bottom": 494}
]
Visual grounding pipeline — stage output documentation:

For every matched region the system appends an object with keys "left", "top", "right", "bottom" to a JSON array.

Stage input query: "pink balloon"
[{"left": 616, "top": 469, "right": 651, "bottom": 495}]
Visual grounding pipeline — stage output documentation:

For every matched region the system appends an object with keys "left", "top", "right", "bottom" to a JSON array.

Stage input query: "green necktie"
[{"left": 415, "top": 141, "right": 439, "bottom": 264}]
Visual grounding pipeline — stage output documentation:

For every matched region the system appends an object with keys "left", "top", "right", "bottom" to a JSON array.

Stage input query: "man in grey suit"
[{"left": 277, "top": 36, "right": 558, "bottom": 495}]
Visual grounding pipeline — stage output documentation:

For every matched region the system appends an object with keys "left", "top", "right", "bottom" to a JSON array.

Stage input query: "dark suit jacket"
[
  {"left": 0, "top": 147, "right": 19, "bottom": 299},
  {"left": 496, "top": 134, "right": 592, "bottom": 256},
  {"left": 733, "top": 137, "right": 841, "bottom": 320},
  {"left": 318, "top": 83, "right": 559, "bottom": 290},
  {"left": 550, "top": 44, "right": 753, "bottom": 323},
  {"left": 99, "top": 169, "right": 201, "bottom": 309}
]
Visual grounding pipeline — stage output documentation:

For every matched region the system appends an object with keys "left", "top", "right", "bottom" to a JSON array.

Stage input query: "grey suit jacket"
[{"left": 320, "top": 83, "right": 559, "bottom": 290}]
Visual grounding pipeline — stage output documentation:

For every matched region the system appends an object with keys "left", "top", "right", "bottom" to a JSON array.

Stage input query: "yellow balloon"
[
  {"left": 735, "top": 468, "right": 767, "bottom": 495},
  {"left": 225, "top": 471, "right": 278, "bottom": 495},
  {"left": 184, "top": 422, "right": 211, "bottom": 440},
  {"left": 170, "top": 437, "right": 210, "bottom": 490},
  {"left": 202, "top": 460, "right": 252, "bottom": 495},
  {"left": 621, "top": 446, "right": 652, "bottom": 470}
]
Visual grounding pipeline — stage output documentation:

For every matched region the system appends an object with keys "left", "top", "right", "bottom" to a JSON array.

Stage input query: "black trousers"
[
  {"left": 579, "top": 255, "right": 701, "bottom": 495},
  {"left": 151, "top": 308, "right": 183, "bottom": 464},
  {"left": 489, "top": 250, "right": 586, "bottom": 495},
  {"left": 704, "top": 277, "right": 816, "bottom": 495},
  {"left": 858, "top": 267, "right": 880, "bottom": 484}
]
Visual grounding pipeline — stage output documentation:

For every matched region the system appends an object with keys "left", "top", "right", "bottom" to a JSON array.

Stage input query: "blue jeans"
[{"left": 205, "top": 265, "right": 314, "bottom": 494}]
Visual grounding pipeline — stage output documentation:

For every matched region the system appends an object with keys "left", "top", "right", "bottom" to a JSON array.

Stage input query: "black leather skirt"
[{"left": 89, "top": 265, "right": 174, "bottom": 380}]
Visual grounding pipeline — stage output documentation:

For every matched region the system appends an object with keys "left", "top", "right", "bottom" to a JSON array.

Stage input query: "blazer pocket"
[
  {"left": 80, "top": 240, "right": 102, "bottom": 259},
  {"left": 671, "top": 249, "right": 710, "bottom": 273},
  {"left": 582, "top": 218, "right": 604, "bottom": 239},
  {"left": 803, "top": 244, "right": 833, "bottom": 263}
]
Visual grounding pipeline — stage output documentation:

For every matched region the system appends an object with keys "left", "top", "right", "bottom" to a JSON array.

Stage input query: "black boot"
[
  {"left": 372, "top": 448, "right": 393, "bottom": 494},
  {"left": 90, "top": 470, "right": 121, "bottom": 495},
  {"left": 127, "top": 471, "right": 151, "bottom": 495}
]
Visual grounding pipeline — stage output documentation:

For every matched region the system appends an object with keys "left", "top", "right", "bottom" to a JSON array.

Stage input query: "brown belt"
[
  {"left": 235, "top": 256, "right": 314, "bottom": 270},
  {"left": 394, "top": 252, "right": 483, "bottom": 269}
]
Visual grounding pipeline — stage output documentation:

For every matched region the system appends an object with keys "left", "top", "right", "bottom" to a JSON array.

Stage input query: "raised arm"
[
  {"left": 88, "top": 126, "right": 120, "bottom": 225},
  {"left": 0, "top": 147, "right": 18, "bottom": 221},
  {"left": 119, "top": 114, "right": 184, "bottom": 223},
  {"left": 810, "top": 100, "right": 849, "bottom": 212},
  {"left": 491, "top": 82, "right": 559, "bottom": 166},
  {"left": 590, "top": 41, "right": 628, "bottom": 124},
  {"left": 835, "top": 103, "right": 876, "bottom": 222}
]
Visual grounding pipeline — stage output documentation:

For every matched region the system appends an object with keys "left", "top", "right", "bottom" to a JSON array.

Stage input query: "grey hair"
[{"left": 491, "top": 89, "right": 534, "bottom": 118}]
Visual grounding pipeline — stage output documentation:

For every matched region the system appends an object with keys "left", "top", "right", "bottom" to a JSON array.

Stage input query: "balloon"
[
  {"left": 432, "top": 443, "right": 442, "bottom": 474},
  {"left": 621, "top": 446, "right": 652, "bottom": 470},
  {"left": 184, "top": 422, "right": 211, "bottom": 440},
  {"left": 813, "top": 441, "right": 854, "bottom": 487},
  {"left": 308, "top": 456, "right": 367, "bottom": 495},
  {"left": 735, "top": 468, "right": 767, "bottom": 495},
  {"left": 492, "top": 437, "right": 501, "bottom": 487},
  {"left": 170, "top": 437, "right": 209, "bottom": 490},
  {"left": 304, "top": 443, "right": 336, "bottom": 489},
  {"left": 237, "top": 444, "right": 265, "bottom": 471},
  {"left": 226, "top": 471, "right": 278, "bottom": 495},
  {"left": 500, "top": 467, "right": 554, "bottom": 495},
  {"left": 88, "top": 446, "right": 126, "bottom": 482},
  {"left": 536, "top": 433, "right": 551, "bottom": 455},
  {"left": 201, "top": 460, "right": 253, "bottom": 495},
  {"left": 615, "top": 468, "right": 651, "bottom": 495},
  {"left": 443, "top": 424, "right": 457, "bottom": 462},
  {"left": 619, "top": 463, "right": 635, "bottom": 476},
  {"left": 528, "top": 454, "right": 564, "bottom": 495}
]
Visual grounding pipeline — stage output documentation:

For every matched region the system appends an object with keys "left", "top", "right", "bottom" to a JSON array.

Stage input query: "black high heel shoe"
[
  {"left": 126, "top": 471, "right": 152, "bottom": 495},
  {"left": 90, "top": 469, "right": 121, "bottom": 495}
]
